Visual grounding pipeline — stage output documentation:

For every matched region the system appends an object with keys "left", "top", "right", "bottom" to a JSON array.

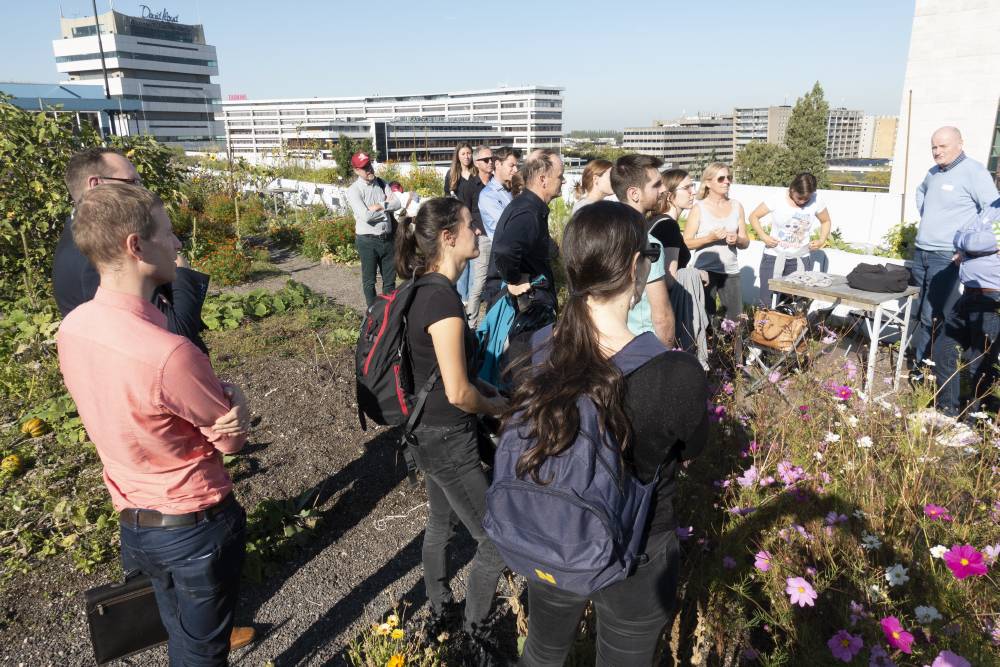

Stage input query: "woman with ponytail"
[
  {"left": 572, "top": 158, "right": 613, "bottom": 213},
  {"left": 395, "top": 197, "right": 508, "bottom": 642},
  {"left": 510, "top": 201, "right": 709, "bottom": 667}
]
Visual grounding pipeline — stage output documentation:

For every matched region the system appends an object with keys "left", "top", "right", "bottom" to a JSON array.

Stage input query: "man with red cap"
[{"left": 345, "top": 151, "right": 400, "bottom": 306}]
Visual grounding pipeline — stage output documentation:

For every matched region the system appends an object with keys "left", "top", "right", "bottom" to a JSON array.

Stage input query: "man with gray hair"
[
  {"left": 910, "top": 126, "right": 998, "bottom": 369},
  {"left": 483, "top": 149, "right": 563, "bottom": 310}
]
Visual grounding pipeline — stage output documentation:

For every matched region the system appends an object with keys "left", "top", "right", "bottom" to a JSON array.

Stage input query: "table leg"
[
  {"left": 894, "top": 297, "right": 914, "bottom": 389},
  {"left": 865, "top": 305, "right": 883, "bottom": 394}
]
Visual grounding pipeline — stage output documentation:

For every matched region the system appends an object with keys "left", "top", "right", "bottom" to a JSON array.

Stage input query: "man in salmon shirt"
[{"left": 56, "top": 183, "right": 253, "bottom": 664}]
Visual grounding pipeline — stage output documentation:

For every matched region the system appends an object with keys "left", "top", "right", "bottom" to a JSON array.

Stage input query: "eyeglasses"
[
  {"left": 715, "top": 175, "right": 733, "bottom": 183},
  {"left": 640, "top": 243, "right": 662, "bottom": 263},
  {"left": 100, "top": 176, "right": 142, "bottom": 185}
]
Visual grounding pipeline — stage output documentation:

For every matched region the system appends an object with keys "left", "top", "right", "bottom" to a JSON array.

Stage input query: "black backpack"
[
  {"left": 355, "top": 273, "right": 450, "bottom": 479},
  {"left": 846, "top": 263, "right": 911, "bottom": 293}
]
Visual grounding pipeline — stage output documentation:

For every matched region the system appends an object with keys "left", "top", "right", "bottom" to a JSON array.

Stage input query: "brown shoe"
[{"left": 229, "top": 626, "right": 256, "bottom": 651}]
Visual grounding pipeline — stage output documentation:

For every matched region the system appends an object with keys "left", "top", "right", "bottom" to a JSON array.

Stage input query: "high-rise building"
[
  {"left": 859, "top": 115, "right": 877, "bottom": 159},
  {"left": 890, "top": 0, "right": 1000, "bottom": 217},
  {"left": 218, "top": 86, "right": 564, "bottom": 163},
  {"left": 52, "top": 9, "right": 221, "bottom": 148},
  {"left": 826, "top": 108, "right": 864, "bottom": 160},
  {"left": 858, "top": 115, "right": 898, "bottom": 159},
  {"left": 733, "top": 106, "right": 792, "bottom": 152},
  {"left": 622, "top": 115, "right": 735, "bottom": 170}
]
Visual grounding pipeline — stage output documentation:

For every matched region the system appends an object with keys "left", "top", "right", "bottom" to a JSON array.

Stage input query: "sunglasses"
[
  {"left": 715, "top": 175, "right": 733, "bottom": 183},
  {"left": 640, "top": 243, "right": 661, "bottom": 263},
  {"left": 476, "top": 157, "right": 493, "bottom": 163},
  {"left": 100, "top": 176, "right": 142, "bottom": 186}
]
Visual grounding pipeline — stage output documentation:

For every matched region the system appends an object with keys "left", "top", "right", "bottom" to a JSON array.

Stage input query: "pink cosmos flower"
[
  {"left": 931, "top": 651, "right": 971, "bottom": 667},
  {"left": 753, "top": 550, "right": 771, "bottom": 572},
  {"left": 722, "top": 382, "right": 734, "bottom": 395},
  {"left": 768, "top": 370, "right": 782, "bottom": 383},
  {"left": 942, "top": 544, "right": 989, "bottom": 579},
  {"left": 830, "top": 384, "right": 853, "bottom": 400},
  {"left": 720, "top": 318, "right": 737, "bottom": 334},
  {"left": 826, "top": 629, "right": 862, "bottom": 662},
  {"left": 777, "top": 461, "right": 805, "bottom": 486},
  {"left": 923, "top": 503, "right": 953, "bottom": 521},
  {"left": 722, "top": 556, "right": 736, "bottom": 569},
  {"left": 984, "top": 543, "right": 1000, "bottom": 565},
  {"left": 785, "top": 576, "right": 817, "bottom": 607},
  {"left": 880, "top": 616, "right": 914, "bottom": 654}
]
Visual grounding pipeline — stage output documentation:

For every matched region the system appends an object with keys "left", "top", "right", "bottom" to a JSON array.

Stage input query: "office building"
[
  {"left": 826, "top": 108, "right": 864, "bottom": 160},
  {"left": 622, "top": 115, "right": 735, "bottom": 170},
  {"left": 733, "top": 105, "right": 792, "bottom": 152},
  {"left": 217, "top": 86, "right": 564, "bottom": 163},
  {"left": 52, "top": 9, "right": 221, "bottom": 148},
  {"left": 860, "top": 115, "right": 899, "bottom": 159},
  {"left": 0, "top": 81, "right": 140, "bottom": 137},
  {"left": 890, "top": 0, "right": 1000, "bottom": 217}
]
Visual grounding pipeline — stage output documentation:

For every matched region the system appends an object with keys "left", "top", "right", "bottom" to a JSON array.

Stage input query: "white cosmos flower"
[
  {"left": 914, "top": 605, "right": 942, "bottom": 623},
  {"left": 857, "top": 436, "right": 873, "bottom": 448},
  {"left": 824, "top": 432, "right": 841, "bottom": 443},
  {"left": 929, "top": 544, "right": 948, "bottom": 559},
  {"left": 861, "top": 532, "right": 882, "bottom": 550},
  {"left": 921, "top": 358, "right": 936, "bottom": 367},
  {"left": 885, "top": 563, "right": 909, "bottom": 587},
  {"left": 847, "top": 415, "right": 859, "bottom": 426}
]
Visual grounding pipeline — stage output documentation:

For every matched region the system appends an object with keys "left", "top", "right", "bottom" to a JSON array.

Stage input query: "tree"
[
  {"left": 784, "top": 82, "right": 830, "bottom": 188},
  {"left": 733, "top": 141, "right": 793, "bottom": 186},
  {"left": 332, "top": 134, "right": 375, "bottom": 183}
]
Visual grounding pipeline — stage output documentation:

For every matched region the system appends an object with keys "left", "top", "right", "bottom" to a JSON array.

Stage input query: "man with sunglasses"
[
  {"left": 53, "top": 147, "right": 212, "bottom": 354},
  {"left": 612, "top": 155, "right": 677, "bottom": 348}
]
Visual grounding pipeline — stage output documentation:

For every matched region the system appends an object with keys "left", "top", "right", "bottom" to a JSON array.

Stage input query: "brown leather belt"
[
  {"left": 119, "top": 493, "right": 237, "bottom": 529},
  {"left": 966, "top": 287, "right": 1000, "bottom": 294}
]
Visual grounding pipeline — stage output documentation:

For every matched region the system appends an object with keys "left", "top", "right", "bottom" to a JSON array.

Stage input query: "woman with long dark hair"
[
  {"left": 510, "top": 201, "right": 709, "bottom": 666},
  {"left": 395, "top": 198, "right": 507, "bottom": 637},
  {"left": 444, "top": 143, "right": 475, "bottom": 198}
]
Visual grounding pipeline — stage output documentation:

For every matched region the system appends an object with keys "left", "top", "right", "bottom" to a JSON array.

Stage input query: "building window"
[{"left": 990, "top": 101, "right": 1000, "bottom": 179}]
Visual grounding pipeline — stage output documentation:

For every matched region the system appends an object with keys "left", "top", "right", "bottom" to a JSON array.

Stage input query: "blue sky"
[{"left": 2, "top": 0, "right": 915, "bottom": 129}]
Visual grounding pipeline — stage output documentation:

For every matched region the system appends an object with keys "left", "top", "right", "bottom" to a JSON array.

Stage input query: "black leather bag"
[
  {"left": 84, "top": 570, "right": 168, "bottom": 664},
  {"left": 846, "top": 263, "right": 911, "bottom": 293}
]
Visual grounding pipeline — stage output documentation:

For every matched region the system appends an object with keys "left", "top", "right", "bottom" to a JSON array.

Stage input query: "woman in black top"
[
  {"left": 652, "top": 169, "right": 710, "bottom": 364},
  {"left": 443, "top": 142, "right": 475, "bottom": 198},
  {"left": 510, "top": 201, "right": 709, "bottom": 666},
  {"left": 396, "top": 197, "right": 508, "bottom": 637}
]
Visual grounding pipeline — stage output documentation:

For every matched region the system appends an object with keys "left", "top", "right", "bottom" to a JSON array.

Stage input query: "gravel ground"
[{"left": 0, "top": 254, "right": 505, "bottom": 666}]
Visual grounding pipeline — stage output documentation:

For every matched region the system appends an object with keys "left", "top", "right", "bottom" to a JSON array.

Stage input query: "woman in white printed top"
[{"left": 748, "top": 172, "right": 832, "bottom": 306}]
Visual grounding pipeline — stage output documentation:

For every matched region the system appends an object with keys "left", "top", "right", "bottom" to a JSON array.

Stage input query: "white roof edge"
[{"left": 218, "top": 85, "right": 565, "bottom": 106}]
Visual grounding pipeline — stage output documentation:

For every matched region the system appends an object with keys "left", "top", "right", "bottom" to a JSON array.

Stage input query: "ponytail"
[{"left": 395, "top": 197, "right": 465, "bottom": 279}]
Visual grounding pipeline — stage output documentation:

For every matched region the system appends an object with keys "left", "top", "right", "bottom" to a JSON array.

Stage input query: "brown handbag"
[{"left": 750, "top": 308, "right": 808, "bottom": 352}]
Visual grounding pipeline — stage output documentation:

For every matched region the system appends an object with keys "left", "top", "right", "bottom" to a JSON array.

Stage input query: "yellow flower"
[
  {"left": 391, "top": 628, "right": 404, "bottom": 640},
  {"left": 386, "top": 613, "right": 400, "bottom": 627},
  {"left": 376, "top": 623, "right": 391, "bottom": 636},
  {"left": 386, "top": 655, "right": 405, "bottom": 667}
]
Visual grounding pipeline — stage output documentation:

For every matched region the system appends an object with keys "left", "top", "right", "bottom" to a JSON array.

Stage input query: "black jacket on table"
[
  {"left": 52, "top": 217, "right": 211, "bottom": 354},
  {"left": 483, "top": 189, "right": 556, "bottom": 309},
  {"left": 457, "top": 175, "right": 488, "bottom": 235}
]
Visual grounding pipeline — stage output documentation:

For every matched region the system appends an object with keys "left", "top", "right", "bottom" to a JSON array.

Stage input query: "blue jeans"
[
  {"left": 518, "top": 530, "right": 680, "bottom": 667},
  {"left": 119, "top": 498, "right": 247, "bottom": 667},
  {"left": 909, "top": 248, "right": 962, "bottom": 363},
  {"left": 456, "top": 263, "right": 471, "bottom": 303},
  {"left": 409, "top": 417, "right": 505, "bottom": 631},
  {"left": 933, "top": 291, "right": 1000, "bottom": 416}
]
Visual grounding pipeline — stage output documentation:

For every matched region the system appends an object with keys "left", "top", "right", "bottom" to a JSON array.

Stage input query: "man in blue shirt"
[
  {"left": 909, "top": 127, "right": 998, "bottom": 367},
  {"left": 932, "top": 198, "right": 1000, "bottom": 417},
  {"left": 471, "top": 147, "right": 520, "bottom": 324}
]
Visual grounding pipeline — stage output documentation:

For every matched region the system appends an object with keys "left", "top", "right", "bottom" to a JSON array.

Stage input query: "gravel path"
[{"left": 0, "top": 253, "right": 507, "bottom": 666}]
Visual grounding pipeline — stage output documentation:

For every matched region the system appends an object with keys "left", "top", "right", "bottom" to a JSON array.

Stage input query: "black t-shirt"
[
  {"left": 649, "top": 214, "right": 690, "bottom": 270},
  {"left": 624, "top": 350, "right": 708, "bottom": 536},
  {"left": 407, "top": 274, "right": 477, "bottom": 426}
]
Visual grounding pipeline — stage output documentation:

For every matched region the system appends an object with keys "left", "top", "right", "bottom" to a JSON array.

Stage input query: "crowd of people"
[{"left": 46, "top": 124, "right": 999, "bottom": 665}]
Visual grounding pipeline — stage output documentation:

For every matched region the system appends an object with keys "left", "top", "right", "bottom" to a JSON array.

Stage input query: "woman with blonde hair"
[
  {"left": 443, "top": 142, "right": 475, "bottom": 198},
  {"left": 572, "top": 158, "right": 613, "bottom": 213},
  {"left": 683, "top": 162, "right": 749, "bottom": 325}
]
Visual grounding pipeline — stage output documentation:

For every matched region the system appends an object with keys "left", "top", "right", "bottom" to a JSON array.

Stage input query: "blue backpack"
[{"left": 483, "top": 326, "right": 666, "bottom": 596}]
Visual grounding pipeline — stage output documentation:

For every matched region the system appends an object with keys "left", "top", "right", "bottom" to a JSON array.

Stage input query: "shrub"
[
  {"left": 302, "top": 215, "right": 355, "bottom": 261},
  {"left": 236, "top": 195, "right": 268, "bottom": 237},
  {"left": 204, "top": 192, "right": 236, "bottom": 231},
  {"left": 192, "top": 239, "right": 253, "bottom": 286},
  {"left": 266, "top": 218, "right": 304, "bottom": 250}
]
